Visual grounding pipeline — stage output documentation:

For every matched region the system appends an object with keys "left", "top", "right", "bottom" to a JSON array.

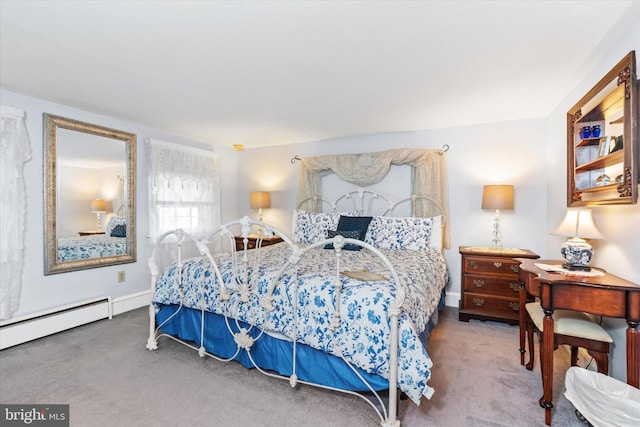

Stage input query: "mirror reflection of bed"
[
  {"left": 57, "top": 216, "right": 127, "bottom": 262},
  {"left": 56, "top": 128, "right": 127, "bottom": 262}
]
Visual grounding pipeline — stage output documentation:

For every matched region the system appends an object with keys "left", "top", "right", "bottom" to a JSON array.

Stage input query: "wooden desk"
[{"left": 516, "top": 258, "right": 640, "bottom": 425}]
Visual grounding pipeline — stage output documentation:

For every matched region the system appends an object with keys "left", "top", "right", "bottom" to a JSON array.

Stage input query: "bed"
[
  {"left": 147, "top": 188, "right": 449, "bottom": 426},
  {"left": 56, "top": 216, "right": 127, "bottom": 262}
]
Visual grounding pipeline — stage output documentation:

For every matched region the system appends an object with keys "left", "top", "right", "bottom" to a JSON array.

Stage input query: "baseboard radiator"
[{"left": 0, "top": 297, "right": 112, "bottom": 350}]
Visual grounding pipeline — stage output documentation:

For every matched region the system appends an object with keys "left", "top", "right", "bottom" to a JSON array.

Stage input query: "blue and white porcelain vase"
[{"left": 560, "top": 237, "right": 594, "bottom": 269}]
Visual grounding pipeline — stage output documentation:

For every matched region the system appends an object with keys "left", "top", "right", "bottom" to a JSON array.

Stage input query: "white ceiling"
[{"left": 1, "top": 0, "right": 636, "bottom": 149}]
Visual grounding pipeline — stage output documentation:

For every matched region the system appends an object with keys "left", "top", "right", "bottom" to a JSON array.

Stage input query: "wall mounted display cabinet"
[{"left": 567, "top": 51, "right": 638, "bottom": 206}]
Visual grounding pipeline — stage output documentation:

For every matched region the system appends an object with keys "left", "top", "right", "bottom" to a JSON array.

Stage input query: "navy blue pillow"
[
  {"left": 337, "top": 216, "right": 372, "bottom": 241},
  {"left": 324, "top": 229, "right": 363, "bottom": 251},
  {"left": 110, "top": 224, "right": 126, "bottom": 237}
]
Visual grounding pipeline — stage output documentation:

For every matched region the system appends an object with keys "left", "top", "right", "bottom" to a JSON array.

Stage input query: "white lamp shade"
[
  {"left": 481, "top": 185, "right": 514, "bottom": 210},
  {"left": 552, "top": 208, "right": 603, "bottom": 240},
  {"left": 250, "top": 191, "right": 271, "bottom": 209}
]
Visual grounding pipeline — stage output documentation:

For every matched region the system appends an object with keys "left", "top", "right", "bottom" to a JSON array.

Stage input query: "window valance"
[{"left": 297, "top": 148, "right": 450, "bottom": 248}]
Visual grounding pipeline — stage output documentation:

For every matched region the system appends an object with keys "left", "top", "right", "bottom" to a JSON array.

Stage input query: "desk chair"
[{"left": 525, "top": 301, "right": 612, "bottom": 377}]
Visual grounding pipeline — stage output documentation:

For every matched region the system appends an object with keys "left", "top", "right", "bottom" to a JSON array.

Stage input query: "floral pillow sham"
[
  {"left": 365, "top": 215, "right": 442, "bottom": 251},
  {"left": 292, "top": 210, "right": 341, "bottom": 243}
]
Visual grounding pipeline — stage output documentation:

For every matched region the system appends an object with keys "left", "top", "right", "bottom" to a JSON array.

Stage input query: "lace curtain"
[
  {"left": 297, "top": 148, "right": 450, "bottom": 248},
  {"left": 0, "top": 106, "right": 31, "bottom": 319},
  {"left": 146, "top": 139, "right": 221, "bottom": 244}
]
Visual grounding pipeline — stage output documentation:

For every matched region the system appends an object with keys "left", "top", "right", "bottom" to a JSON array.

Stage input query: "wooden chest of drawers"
[
  {"left": 78, "top": 230, "right": 105, "bottom": 236},
  {"left": 234, "top": 235, "right": 283, "bottom": 251},
  {"left": 459, "top": 246, "right": 539, "bottom": 325}
]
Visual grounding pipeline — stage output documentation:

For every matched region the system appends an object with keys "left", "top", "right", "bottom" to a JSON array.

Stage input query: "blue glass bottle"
[
  {"left": 592, "top": 125, "right": 601, "bottom": 138},
  {"left": 581, "top": 126, "right": 591, "bottom": 139}
]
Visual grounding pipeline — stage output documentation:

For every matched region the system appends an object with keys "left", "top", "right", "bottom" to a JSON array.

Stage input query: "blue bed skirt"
[
  {"left": 155, "top": 287, "right": 442, "bottom": 393},
  {"left": 156, "top": 303, "right": 390, "bottom": 391}
]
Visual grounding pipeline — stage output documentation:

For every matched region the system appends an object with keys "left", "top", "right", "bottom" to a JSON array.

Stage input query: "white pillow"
[
  {"left": 365, "top": 215, "right": 441, "bottom": 251},
  {"left": 292, "top": 209, "right": 341, "bottom": 243},
  {"left": 429, "top": 215, "right": 442, "bottom": 250}
]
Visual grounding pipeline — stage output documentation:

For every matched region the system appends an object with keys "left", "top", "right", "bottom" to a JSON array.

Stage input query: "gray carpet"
[{"left": 0, "top": 307, "right": 585, "bottom": 426}]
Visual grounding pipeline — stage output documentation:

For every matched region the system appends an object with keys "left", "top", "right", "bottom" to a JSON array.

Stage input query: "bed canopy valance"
[{"left": 297, "top": 148, "right": 450, "bottom": 249}]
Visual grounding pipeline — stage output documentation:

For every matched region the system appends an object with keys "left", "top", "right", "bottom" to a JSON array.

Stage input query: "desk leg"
[
  {"left": 627, "top": 320, "right": 639, "bottom": 388},
  {"left": 542, "top": 310, "right": 554, "bottom": 426},
  {"left": 519, "top": 282, "right": 526, "bottom": 365}
]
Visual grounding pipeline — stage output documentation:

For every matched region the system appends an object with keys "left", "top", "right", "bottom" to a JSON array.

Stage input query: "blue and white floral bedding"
[
  {"left": 152, "top": 243, "right": 448, "bottom": 404},
  {"left": 57, "top": 235, "right": 126, "bottom": 262}
]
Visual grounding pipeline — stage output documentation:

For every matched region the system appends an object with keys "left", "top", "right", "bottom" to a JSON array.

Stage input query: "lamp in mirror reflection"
[
  {"left": 250, "top": 191, "right": 271, "bottom": 223},
  {"left": 90, "top": 199, "right": 107, "bottom": 231},
  {"left": 481, "top": 185, "right": 514, "bottom": 247},
  {"left": 552, "top": 208, "right": 603, "bottom": 271}
]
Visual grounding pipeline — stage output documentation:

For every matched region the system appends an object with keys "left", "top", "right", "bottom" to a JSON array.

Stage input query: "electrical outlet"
[{"left": 117, "top": 271, "right": 125, "bottom": 282}]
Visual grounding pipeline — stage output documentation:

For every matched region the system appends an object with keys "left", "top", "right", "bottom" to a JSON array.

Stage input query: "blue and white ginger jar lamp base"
[{"left": 560, "top": 237, "right": 594, "bottom": 271}]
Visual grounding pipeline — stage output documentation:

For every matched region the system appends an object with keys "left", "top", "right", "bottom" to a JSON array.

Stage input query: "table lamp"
[
  {"left": 250, "top": 191, "right": 271, "bottom": 223},
  {"left": 481, "top": 185, "right": 514, "bottom": 247},
  {"left": 552, "top": 208, "right": 603, "bottom": 271},
  {"left": 90, "top": 199, "right": 107, "bottom": 231}
]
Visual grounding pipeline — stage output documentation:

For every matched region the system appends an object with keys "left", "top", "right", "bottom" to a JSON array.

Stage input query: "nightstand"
[
  {"left": 234, "top": 235, "right": 283, "bottom": 251},
  {"left": 78, "top": 231, "right": 106, "bottom": 236},
  {"left": 459, "top": 246, "right": 539, "bottom": 325}
]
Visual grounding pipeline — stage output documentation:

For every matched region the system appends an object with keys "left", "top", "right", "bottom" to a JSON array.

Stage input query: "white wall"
[
  {"left": 1, "top": 89, "right": 240, "bottom": 318},
  {"left": 544, "top": 13, "right": 640, "bottom": 382},
  {"left": 237, "top": 121, "right": 549, "bottom": 305}
]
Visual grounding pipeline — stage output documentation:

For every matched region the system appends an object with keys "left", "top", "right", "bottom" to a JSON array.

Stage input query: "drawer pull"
[
  {"left": 473, "top": 279, "right": 485, "bottom": 288},
  {"left": 469, "top": 261, "right": 478, "bottom": 270},
  {"left": 511, "top": 265, "right": 519, "bottom": 273},
  {"left": 493, "top": 262, "right": 502, "bottom": 268},
  {"left": 473, "top": 298, "right": 485, "bottom": 306},
  {"left": 509, "top": 302, "right": 519, "bottom": 311},
  {"left": 509, "top": 282, "right": 520, "bottom": 291}
]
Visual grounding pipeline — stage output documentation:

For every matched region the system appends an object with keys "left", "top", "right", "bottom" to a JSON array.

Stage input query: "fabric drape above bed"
[{"left": 297, "top": 148, "right": 450, "bottom": 248}]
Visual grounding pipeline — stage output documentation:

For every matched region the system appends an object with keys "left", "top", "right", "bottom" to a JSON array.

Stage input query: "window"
[
  {"left": 157, "top": 204, "right": 200, "bottom": 231},
  {"left": 146, "top": 139, "right": 221, "bottom": 244}
]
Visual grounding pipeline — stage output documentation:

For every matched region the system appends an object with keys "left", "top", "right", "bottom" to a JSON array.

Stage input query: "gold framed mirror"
[{"left": 44, "top": 114, "right": 136, "bottom": 274}]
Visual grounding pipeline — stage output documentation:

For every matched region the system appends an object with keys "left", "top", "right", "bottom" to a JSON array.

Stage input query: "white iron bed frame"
[{"left": 146, "top": 189, "right": 446, "bottom": 426}]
